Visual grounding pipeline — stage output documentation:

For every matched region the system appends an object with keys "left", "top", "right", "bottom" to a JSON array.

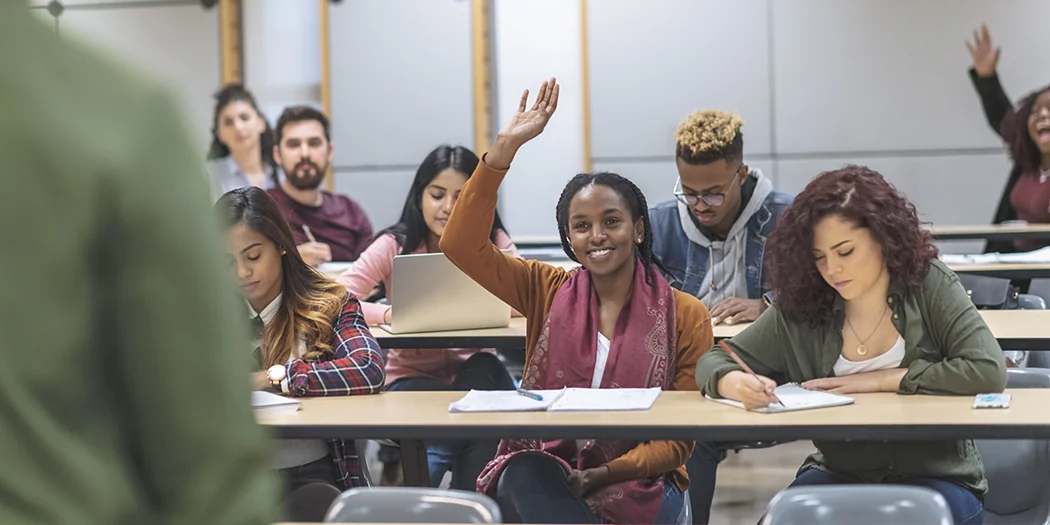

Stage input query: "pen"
[
  {"left": 718, "top": 340, "right": 784, "bottom": 407},
  {"left": 302, "top": 225, "right": 317, "bottom": 243},
  {"left": 517, "top": 388, "right": 543, "bottom": 401}
]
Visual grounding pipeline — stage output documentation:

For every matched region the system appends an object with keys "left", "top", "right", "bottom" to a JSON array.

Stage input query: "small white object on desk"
[
  {"left": 448, "top": 387, "right": 662, "bottom": 413},
  {"left": 252, "top": 390, "right": 300, "bottom": 415},
  {"left": 706, "top": 383, "right": 854, "bottom": 413},
  {"left": 941, "top": 246, "right": 1050, "bottom": 265},
  {"left": 318, "top": 261, "right": 354, "bottom": 276}
]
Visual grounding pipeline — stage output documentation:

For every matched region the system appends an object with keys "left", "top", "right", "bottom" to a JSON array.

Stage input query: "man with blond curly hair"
[{"left": 649, "top": 110, "right": 792, "bottom": 524}]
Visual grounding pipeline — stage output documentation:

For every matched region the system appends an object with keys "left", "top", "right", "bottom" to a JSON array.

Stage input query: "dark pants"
[
  {"left": 382, "top": 352, "right": 515, "bottom": 490},
  {"left": 496, "top": 452, "right": 684, "bottom": 524},
  {"left": 790, "top": 468, "right": 984, "bottom": 525},
  {"left": 684, "top": 441, "right": 724, "bottom": 524}
]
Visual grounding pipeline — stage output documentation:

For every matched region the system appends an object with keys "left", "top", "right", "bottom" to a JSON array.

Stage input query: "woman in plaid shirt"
[{"left": 217, "top": 187, "right": 385, "bottom": 500}]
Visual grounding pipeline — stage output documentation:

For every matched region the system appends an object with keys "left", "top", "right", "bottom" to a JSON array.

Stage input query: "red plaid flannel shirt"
[{"left": 284, "top": 292, "right": 385, "bottom": 489}]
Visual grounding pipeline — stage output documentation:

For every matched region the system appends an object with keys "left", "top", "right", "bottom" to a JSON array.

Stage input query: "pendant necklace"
[{"left": 845, "top": 304, "right": 889, "bottom": 356}]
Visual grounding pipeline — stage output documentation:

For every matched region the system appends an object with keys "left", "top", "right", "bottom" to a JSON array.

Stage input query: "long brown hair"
[{"left": 216, "top": 187, "right": 347, "bottom": 368}]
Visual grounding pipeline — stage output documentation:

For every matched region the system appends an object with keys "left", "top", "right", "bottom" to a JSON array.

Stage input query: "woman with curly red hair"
[{"left": 696, "top": 165, "right": 1006, "bottom": 525}]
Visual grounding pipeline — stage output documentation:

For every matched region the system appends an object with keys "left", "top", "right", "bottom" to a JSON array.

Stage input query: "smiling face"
[
  {"left": 216, "top": 100, "right": 266, "bottom": 154},
  {"left": 812, "top": 214, "right": 887, "bottom": 301},
  {"left": 422, "top": 168, "right": 468, "bottom": 239},
  {"left": 225, "top": 221, "right": 283, "bottom": 312},
  {"left": 566, "top": 183, "right": 644, "bottom": 278},
  {"left": 1027, "top": 90, "right": 1050, "bottom": 156}
]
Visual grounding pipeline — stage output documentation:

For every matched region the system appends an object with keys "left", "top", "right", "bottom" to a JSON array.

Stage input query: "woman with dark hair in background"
[
  {"left": 217, "top": 187, "right": 384, "bottom": 501},
  {"left": 697, "top": 166, "right": 1006, "bottom": 525},
  {"left": 967, "top": 24, "right": 1050, "bottom": 253},
  {"left": 336, "top": 144, "right": 518, "bottom": 489},
  {"left": 207, "top": 84, "right": 278, "bottom": 200}
]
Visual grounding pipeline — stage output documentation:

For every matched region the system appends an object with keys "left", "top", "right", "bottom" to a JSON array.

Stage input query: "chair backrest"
[
  {"left": 1029, "top": 279, "right": 1050, "bottom": 304},
  {"left": 976, "top": 368, "right": 1050, "bottom": 524},
  {"left": 1018, "top": 294, "right": 1047, "bottom": 310},
  {"left": 286, "top": 482, "right": 342, "bottom": 523},
  {"left": 324, "top": 487, "right": 502, "bottom": 523},
  {"left": 760, "top": 485, "right": 952, "bottom": 525}
]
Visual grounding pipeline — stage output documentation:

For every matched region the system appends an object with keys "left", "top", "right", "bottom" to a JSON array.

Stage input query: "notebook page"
[
  {"left": 940, "top": 253, "right": 1000, "bottom": 265},
  {"left": 548, "top": 387, "right": 662, "bottom": 412},
  {"left": 448, "top": 389, "right": 565, "bottom": 413},
  {"left": 998, "top": 246, "right": 1050, "bottom": 263},
  {"left": 252, "top": 391, "right": 301, "bottom": 415},
  {"left": 705, "top": 383, "right": 853, "bottom": 413}
]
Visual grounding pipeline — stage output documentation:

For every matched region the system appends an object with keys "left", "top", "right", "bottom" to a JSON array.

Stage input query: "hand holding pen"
[{"left": 717, "top": 340, "right": 784, "bottom": 408}]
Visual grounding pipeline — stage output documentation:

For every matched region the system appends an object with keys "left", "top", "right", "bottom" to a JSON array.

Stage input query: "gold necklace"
[{"left": 845, "top": 304, "right": 889, "bottom": 356}]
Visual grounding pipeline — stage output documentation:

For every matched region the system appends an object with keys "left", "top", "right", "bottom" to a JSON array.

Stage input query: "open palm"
[
  {"left": 497, "top": 77, "right": 560, "bottom": 146},
  {"left": 966, "top": 24, "right": 1000, "bottom": 78}
]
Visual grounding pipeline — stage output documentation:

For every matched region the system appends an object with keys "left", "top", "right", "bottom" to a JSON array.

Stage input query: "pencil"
[
  {"left": 302, "top": 225, "right": 317, "bottom": 243},
  {"left": 718, "top": 340, "right": 784, "bottom": 407}
]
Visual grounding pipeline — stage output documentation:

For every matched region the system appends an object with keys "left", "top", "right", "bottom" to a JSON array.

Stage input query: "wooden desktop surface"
[
  {"left": 257, "top": 389, "right": 1050, "bottom": 443},
  {"left": 368, "top": 310, "right": 1050, "bottom": 350},
  {"left": 932, "top": 223, "right": 1050, "bottom": 241}
]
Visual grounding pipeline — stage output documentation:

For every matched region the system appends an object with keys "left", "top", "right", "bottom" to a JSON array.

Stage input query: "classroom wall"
[
  {"left": 35, "top": 1, "right": 1050, "bottom": 248},
  {"left": 29, "top": 0, "right": 221, "bottom": 153}
]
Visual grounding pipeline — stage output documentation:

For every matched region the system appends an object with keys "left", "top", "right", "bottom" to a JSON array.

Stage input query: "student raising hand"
[
  {"left": 485, "top": 77, "right": 560, "bottom": 170},
  {"left": 966, "top": 24, "right": 1000, "bottom": 78}
]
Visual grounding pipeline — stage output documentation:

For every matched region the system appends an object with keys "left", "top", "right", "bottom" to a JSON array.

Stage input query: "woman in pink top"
[{"left": 337, "top": 145, "right": 518, "bottom": 489}]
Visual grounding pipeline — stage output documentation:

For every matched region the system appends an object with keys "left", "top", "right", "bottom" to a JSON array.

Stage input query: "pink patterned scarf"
[{"left": 476, "top": 258, "right": 678, "bottom": 524}]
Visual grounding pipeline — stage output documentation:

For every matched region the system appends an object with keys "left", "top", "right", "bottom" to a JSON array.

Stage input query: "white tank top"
[{"left": 833, "top": 335, "right": 906, "bottom": 376}]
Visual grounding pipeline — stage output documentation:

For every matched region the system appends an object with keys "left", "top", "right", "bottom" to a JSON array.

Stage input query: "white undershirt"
[
  {"left": 250, "top": 294, "right": 329, "bottom": 469},
  {"left": 593, "top": 333, "right": 611, "bottom": 388},
  {"left": 832, "top": 335, "right": 906, "bottom": 376}
]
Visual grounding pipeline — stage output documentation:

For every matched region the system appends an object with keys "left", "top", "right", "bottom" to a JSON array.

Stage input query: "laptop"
[{"left": 381, "top": 252, "right": 512, "bottom": 334}]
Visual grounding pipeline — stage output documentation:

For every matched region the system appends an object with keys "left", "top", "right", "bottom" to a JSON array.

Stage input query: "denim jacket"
[{"left": 650, "top": 168, "right": 792, "bottom": 300}]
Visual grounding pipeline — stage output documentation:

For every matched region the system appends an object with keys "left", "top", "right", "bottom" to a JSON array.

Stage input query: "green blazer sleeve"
[
  {"left": 109, "top": 89, "right": 277, "bottom": 524},
  {"left": 696, "top": 306, "right": 788, "bottom": 397},
  {"left": 899, "top": 271, "right": 1008, "bottom": 395}
]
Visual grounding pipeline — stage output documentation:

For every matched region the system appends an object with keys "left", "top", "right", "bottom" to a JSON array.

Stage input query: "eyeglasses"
[{"left": 673, "top": 164, "right": 744, "bottom": 207}]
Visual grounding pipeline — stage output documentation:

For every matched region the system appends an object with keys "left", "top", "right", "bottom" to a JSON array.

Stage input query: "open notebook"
[
  {"left": 449, "top": 387, "right": 662, "bottom": 413},
  {"left": 252, "top": 390, "right": 300, "bottom": 415},
  {"left": 706, "top": 383, "right": 854, "bottom": 413}
]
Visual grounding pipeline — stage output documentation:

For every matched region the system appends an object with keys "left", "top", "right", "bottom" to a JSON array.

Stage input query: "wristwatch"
[
  {"left": 762, "top": 291, "right": 775, "bottom": 307},
  {"left": 266, "top": 364, "right": 286, "bottom": 392}
]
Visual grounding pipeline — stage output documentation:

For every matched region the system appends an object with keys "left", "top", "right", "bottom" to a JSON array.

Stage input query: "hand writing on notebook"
[
  {"left": 802, "top": 369, "right": 907, "bottom": 394},
  {"left": 486, "top": 77, "right": 560, "bottom": 171},
  {"left": 568, "top": 466, "right": 611, "bottom": 496},
  {"left": 298, "top": 242, "right": 332, "bottom": 267},
  {"left": 718, "top": 370, "right": 778, "bottom": 410}
]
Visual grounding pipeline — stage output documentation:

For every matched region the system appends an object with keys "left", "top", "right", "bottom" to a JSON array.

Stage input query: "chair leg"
[{"left": 400, "top": 439, "right": 432, "bottom": 487}]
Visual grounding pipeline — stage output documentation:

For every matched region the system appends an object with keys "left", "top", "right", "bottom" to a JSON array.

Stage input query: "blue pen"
[{"left": 517, "top": 388, "right": 543, "bottom": 401}]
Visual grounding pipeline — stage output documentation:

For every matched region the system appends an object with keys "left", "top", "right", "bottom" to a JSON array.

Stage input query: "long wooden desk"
[
  {"left": 259, "top": 389, "right": 1050, "bottom": 443},
  {"left": 369, "top": 310, "right": 1050, "bottom": 350},
  {"left": 932, "top": 224, "right": 1050, "bottom": 242},
  {"left": 947, "top": 262, "right": 1050, "bottom": 280}
]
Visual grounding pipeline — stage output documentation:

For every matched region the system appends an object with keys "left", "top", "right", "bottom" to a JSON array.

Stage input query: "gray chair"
[
  {"left": 760, "top": 485, "right": 953, "bottom": 525},
  {"left": 976, "top": 367, "right": 1050, "bottom": 525},
  {"left": 1002, "top": 293, "right": 1045, "bottom": 368},
  {"left": 323, "top": 487, "right": 501, "bottom": 523},
  {"left": 287, "top": 482, "right": 342, "bottom": 523},
  {"left": 1029, "top": 279, "right": 1050, "bottom": 304},
  {"left": 677, "top": 490, "right": 691, "bottom": 525}
]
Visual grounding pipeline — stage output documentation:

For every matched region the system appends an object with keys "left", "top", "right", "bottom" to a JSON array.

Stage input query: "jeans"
[
  {"left": 496, "top": 452, "right": 684, "bottom": 524},
  {"left": 684, "top": 441, "right": 724, "bottom": 524},
  {"left": 790, "top": 468, "right": 984, "bottom": 525},
  {"left": 383, "top": 352, "right": 515, "bottom": 490}
]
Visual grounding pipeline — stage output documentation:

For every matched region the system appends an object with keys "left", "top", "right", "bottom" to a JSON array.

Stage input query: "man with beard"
[{"left": 267, "top": 106, "right": 373, "bottom": 265}]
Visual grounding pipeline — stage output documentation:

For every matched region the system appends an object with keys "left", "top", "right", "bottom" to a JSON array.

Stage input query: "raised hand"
[
  {"left": 486, "top": 77, "right": 560, "bottom": 170},
  {"left": 966, "top": 24, "right": 1000, "bottom": 78}
]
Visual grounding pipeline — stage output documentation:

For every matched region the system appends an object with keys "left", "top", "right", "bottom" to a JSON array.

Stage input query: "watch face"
[{"left": 267, "top": 364, "right": 286, "bottom": 381}]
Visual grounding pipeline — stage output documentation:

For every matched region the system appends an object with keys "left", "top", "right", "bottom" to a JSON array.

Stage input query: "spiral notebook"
[{"left": 705, "top": 383, "right": 854, "bottom": 413}]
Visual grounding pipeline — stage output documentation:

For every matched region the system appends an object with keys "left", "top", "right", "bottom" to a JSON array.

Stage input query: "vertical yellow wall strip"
[
  {"left": 579, "top": 0, "right": 593, "bottom": 173},
  {"left": 319, "top": 0, "right": 334, "bottom": 191},
  {"left": 219, "top": 0, "right": 243, "bottom": 85},
  {"left": 471, "top": 0, "right": 494, "bottom": 155}
]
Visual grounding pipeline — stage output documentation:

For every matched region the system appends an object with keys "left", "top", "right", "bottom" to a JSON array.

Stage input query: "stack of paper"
[
  {"left": 706, "top": 383, "right": 854, "bottom": 413},
  {"left": 252, "top": 390, "right": 300, "bottom": 415},
  {"left": 449, "top": 387, "right": 663, "bottom": 413}
]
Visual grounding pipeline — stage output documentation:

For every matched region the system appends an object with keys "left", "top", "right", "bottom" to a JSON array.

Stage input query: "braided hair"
[{"left": 555, "top": 172, "right": 659, "bottom": 285}]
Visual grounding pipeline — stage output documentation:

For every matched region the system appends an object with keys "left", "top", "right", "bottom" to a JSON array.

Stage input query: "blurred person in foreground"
[{"left": 0, "top": 3, "right": 276, "bottom": 524}]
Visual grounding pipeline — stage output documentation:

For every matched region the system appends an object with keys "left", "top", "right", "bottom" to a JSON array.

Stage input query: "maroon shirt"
[
  {"left": 268, "top": 186, "right": 374, "bottom": 261},
  {"left": 1008, "top": 172, "right": 1050, "bottom": 251}
]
